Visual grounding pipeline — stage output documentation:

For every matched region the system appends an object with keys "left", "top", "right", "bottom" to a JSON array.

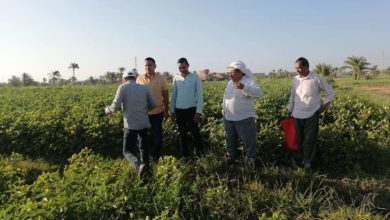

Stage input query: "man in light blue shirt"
[{"left": 171, "top": 57, "right": 204, "bottom": 161}]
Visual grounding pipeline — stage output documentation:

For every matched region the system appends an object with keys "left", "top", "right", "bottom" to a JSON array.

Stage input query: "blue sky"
[{"left": 1, "top": 0, "right": 389, "bottom": 82}]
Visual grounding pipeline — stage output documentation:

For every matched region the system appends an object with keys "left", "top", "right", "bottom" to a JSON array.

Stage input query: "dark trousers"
[
  {"left": 175, "top": 107, "right": 204, "bottom": 157},
  {"left": 123, "top": 128, "right": 149, "bottom": 167},
  {"left": 223, "top": 117, "right": 257, "bottom": 161},
  {"left": 294, "top": 112, "right": 319, "bottom": 166},
  {"left": 148, "top": 112, "right": 164, "bottom": 159}
]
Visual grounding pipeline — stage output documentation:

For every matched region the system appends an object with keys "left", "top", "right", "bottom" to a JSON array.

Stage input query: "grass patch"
[{"left": 335, "top": 75, "right": 390, "bottom": 107}]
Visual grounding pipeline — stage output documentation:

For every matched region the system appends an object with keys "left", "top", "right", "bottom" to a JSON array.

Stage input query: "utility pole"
[
  {"left": 133, "top": 56, "right": 138, "bottom": 76},
  {"left": 381, "top": 50, "right": 385, "bottom": 71},
  {"left": 135, "top": 56, "right": 137, "bottom": 71}
]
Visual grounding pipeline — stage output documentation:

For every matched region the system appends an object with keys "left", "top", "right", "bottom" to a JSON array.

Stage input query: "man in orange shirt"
[{"left": 136, "top": 57, "right": 169, "bottom": 162}]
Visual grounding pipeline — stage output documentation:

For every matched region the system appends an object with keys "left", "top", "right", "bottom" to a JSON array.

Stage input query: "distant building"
[
  {"left": 252, "top": 73, "right": 266, "bottom": 78},
  {"left": 199, "top": 69, "right": 209, "bottom": 81},
  {"left": 198, "top": 69, "right": 228, "bottom": 81}
]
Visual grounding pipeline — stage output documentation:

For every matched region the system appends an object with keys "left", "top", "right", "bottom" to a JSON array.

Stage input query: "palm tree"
[
  {"left": 315, "top": 63, "right": 333, "bottom": 77},
  {"left": 343, "top": 56, "right": 370, "bottom": 80},
  {"left": 68, "top": 62, "right": 80, "bottom": 81},
  {"left": 118, "top": 67, "right": 126, "bottom": 74},
  {"left": 48, "top": 70, "right": 61, "bottom": 84},
  {"left": 103, "top": 71, "right": 117, "bottom": 83},
  {"left": 331, "top": 67, "right": 340, "bottom": 78},
  {"left": 8, "top": 76, "right": 22, "bottom": 87},
  {"left": 117, "top": 67, "right": 126, "bottom": 80},
  {"left": 370, "top": 65, "right": 380, "bottom": 76},
  {"left": 21, "top": 72, "right": 36, "bottom": 86}
]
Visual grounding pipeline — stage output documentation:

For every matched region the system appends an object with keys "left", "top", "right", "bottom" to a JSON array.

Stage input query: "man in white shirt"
[
  {"left": 222, "top": 61, "right": 263, "bottom": 166},
  {"left": 288, "top": 57, "right": 335, "bottom": 172}
]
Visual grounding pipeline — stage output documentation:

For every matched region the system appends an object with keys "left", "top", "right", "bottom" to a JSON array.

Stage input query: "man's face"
[
  {"left": 178, "top": 63, "right": 189, "bottom": 74},
  {"left": 228, "top": 69, "right": 244, "bottom": 82},
  {"left": 145, "top": 60, "right": 156, "bottom": 74},
  {"left": 295, "top": 62, "right": 309, "bottom": 76}
]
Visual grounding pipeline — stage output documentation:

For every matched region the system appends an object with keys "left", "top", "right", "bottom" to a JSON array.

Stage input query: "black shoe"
[
  {"left": 136, "top": 163, "right": 149, "bottom": 177},
  {"left": 304, "top": 166, "right": 312, "bottom": 174},
  {"left": 178, "top": 156, "right": 189, "bottom": 163},
  {"left": 227, "top": 158, "right": 236, "bottom": 166}
]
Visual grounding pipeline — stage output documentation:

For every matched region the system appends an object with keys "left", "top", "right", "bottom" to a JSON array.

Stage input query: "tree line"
[{"left": 3, "top": 56, "right": 390, "bottom": 87}]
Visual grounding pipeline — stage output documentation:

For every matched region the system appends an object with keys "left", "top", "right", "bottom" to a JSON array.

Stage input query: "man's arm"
[
  {"left": 242, "top": 80, "right": 263, "bottom": 98},
  {"left": 170, "top": 78, "right": 177, "bottom": 114},
  {"left": 318, "top": 77, "right": 335, "bottom": 112},
  {"left": 193, "top": 75, "right": 203, "bottom": 124},
  {"left": 162, "top": 89, "right": 170, "bottom": 119},
  {"left": 105, "top": 86, "right": 124, "bottom": 114},
  {"left": 147, "top": 88, "right": 157, "bottom": 111},
  {"left": 287, "top": 81, "right": 295, "bottom": 116},
  {"left": 195, "top": 75, "right": 203, "bottom": 114},
  {"left": 161, "top": 77, "right": 170, "bottom": 120}
]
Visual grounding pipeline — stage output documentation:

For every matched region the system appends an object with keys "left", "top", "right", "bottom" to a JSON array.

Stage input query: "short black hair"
[
  {"left": 177, "top": 57, "right": 189, "bottom": 65},
  {"left": 145, "top": 57, "right": 156, "bottom": 65},
  {"left": 296, "top": 57, "right": 309, "bottom": 68}
]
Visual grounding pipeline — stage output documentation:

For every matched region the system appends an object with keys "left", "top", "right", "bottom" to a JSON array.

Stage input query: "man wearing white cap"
[
  {"left": 222, "top": 61, "right": 263, "bottom": 166},
  {"left": 105, "top": 71, "right": 156, "bottom": 176}
]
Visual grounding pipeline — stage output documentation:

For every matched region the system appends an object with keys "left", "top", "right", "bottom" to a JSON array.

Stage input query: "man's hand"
[
  {"left": 318, "top": 102, "right": 331, "bottom": 113},
  {"left": 232, "top": 81, "right": 244, "bottom": 90},
  {"left": 170, "top": 113, "right": 176, "bottom": 123},
  {"left": 163, "top": 110, "right": 170, "bottom": 121},
  {"left": 193, "top": 113, "right": 201, "bottom": 124},
  {"left": 104, "top": 106, "right": 112, "bottom": 115}
]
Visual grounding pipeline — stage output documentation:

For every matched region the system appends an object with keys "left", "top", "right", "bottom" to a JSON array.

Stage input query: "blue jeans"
[
  {"left": 224, "top": 117, "right": 257, "bottom": 161},
  {"left": 149, "top": 112, "right": 164, "bottom": 159},
  {"left": 123, "top": 128, "right": 149, "bottom": 167}
]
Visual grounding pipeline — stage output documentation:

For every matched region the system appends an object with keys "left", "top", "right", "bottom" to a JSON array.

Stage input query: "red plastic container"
[{"left": 280, "top": 117, "right": 298, "bottom": 152}]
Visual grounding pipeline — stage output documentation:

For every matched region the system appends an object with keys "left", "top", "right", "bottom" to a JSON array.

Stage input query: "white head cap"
[{"left": 227, "top": 61, "right": 252, "bottom": 77}]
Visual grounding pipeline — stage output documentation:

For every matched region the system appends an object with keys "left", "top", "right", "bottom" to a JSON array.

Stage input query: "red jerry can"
[{"left": 280, "top": 117, "right": 298, "bottom": 152}]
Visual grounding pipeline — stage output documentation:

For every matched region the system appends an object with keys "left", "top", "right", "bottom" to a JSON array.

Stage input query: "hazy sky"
[{"left": 1, "top": 0, "right": 389, "bottom": 82}]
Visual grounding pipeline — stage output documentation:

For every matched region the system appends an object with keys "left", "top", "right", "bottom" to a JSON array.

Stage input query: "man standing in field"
[
  {"left": 288, "top": 57, "right": 335, "bottom": 172},
  {"left": 105, "top": 71, "right": 156, "bottom": 176},
  {"left": 222, "top": 61, "right": 263, "bottom": 167},
  {"left": 136, "top": 57, "right": 169, "bottom": 162},
  {"left": 171, "top": 57, "right": 204, "bottom": 162}
]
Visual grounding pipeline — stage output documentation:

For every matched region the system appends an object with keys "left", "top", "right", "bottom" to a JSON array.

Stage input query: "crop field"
[
  {"left": 0, "top": 78, "right": 389, "bottom": 219},
  {"left": 335, "top": 75, "right": 390, "bottom": 107}
]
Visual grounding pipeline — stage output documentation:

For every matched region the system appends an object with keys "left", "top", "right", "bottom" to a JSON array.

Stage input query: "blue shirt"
[{"left": 171, "top": 72, "right": 203, "bottom": 114}]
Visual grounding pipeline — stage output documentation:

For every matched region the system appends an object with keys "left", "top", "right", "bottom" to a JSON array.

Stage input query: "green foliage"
[
  {"left": 344, "top": 56, "right": 371, "bottom": 80},
  {"left": 0, "top": 79, "right": 389, "bottom": 218},
  {"left": 315, "top": 63, "right": 333, "bottom": 77}
]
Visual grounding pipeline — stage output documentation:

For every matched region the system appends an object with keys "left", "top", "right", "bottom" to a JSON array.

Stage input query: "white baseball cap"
[{"left": 122, "top": 71, "right": 136, "bottom": 79}]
